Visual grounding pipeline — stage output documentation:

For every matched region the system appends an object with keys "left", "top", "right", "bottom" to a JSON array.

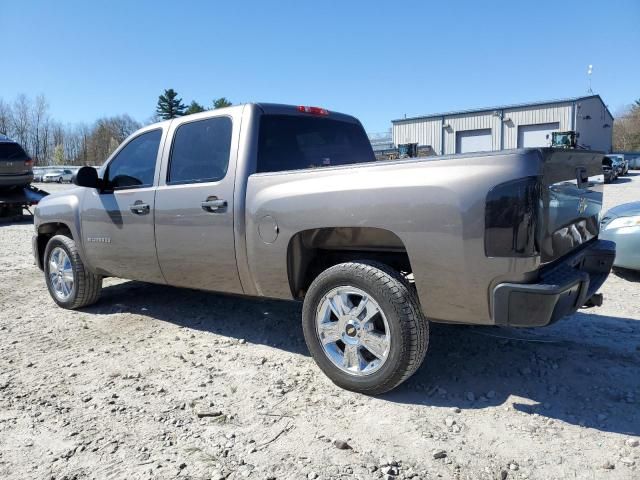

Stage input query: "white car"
[{"left": 42, "top": 169, "right": 74, "bottom": 183}]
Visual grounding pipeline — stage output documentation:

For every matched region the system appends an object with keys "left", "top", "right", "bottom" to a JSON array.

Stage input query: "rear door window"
[
  {"left": 168, "top": 117, "right": 233, "bottom": 184},
  {"left": 257, "top": 115, "right": 375, "bottom": 173},
  {"left": 106, "top": 129, "right": 162, "bottom": 189},
  {"left": 0, "top": 143, "right": 28, "bottom": 161}
]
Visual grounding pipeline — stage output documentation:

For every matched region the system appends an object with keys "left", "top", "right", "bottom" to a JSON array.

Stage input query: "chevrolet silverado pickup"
[{"left": 32, "top": 103, "right": 615, "bottom": 394}]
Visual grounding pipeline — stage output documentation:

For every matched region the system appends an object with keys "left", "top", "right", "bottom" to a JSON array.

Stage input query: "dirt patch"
[{"left": 0, "top": 178, "right": 638, "bottom": 479}]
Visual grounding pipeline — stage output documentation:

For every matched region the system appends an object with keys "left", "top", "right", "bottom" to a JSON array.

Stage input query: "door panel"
[
  {"left": 80, "top": 126, "right": 166, "bottom": 283},
  {"left": 81, "top": 187, "right": 165, "bottom": 282},
  {"left": 154, "top": 114, "right": 243, "bottom": 294},
  {"left": 154, "top": 182, "right": 242, "bottom": 293}
]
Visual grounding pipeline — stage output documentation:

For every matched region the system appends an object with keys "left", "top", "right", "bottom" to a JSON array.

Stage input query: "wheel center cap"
[{"left": 345, "top": 324, "right": 357, "bottom": 337}]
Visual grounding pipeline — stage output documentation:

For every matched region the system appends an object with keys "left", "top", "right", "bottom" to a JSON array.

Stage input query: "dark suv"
[{"left": 0, "top": 136, "right": 33, "bottom": 189}]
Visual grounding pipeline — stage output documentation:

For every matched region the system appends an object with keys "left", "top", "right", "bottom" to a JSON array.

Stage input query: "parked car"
[
  {"left": 32, "top": 103, "right": 615, "bottom": 394},
  {"left": 600, "top": 202, "right": 640, "bottom": 271},
  {"left": 602, "top": 157, "right": 617, "bottom": 183},
  {"left": 42, "top": 169, "right": 74, "bottom": 183},
  {"left": 33, "top": 168, "right": 45, "bottom": 182},
  {"left": 610, "top": 157, "right": 625, "bottom": 177},
  {"left": 608, "top": 154, "right": 629, "bottom": 176},
  {"left": 0, "top": 135, "right": 33, "bottom": 190}
]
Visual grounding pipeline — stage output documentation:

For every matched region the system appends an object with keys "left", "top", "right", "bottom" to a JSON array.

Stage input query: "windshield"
[{"left": 256, "top": 115, "right": 375, "bottom": 173}]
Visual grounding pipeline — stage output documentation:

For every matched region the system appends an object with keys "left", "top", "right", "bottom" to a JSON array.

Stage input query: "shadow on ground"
[
  {"left": 0, "top": 214, "right": 34, "bottom": 227},
  {"left": 87, "top": 280, "right": 640, "bottom": 437},
  {"left": 611, "top": 177, "right": 633, "bottom": 184}
]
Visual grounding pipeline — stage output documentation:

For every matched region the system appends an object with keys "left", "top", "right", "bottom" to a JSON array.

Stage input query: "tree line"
[
  {"left": 0, "top": 89, "right": 233, "bottom": 166},
  {"left": 613, "top": 99, "right": 640, "bottom": 151}
]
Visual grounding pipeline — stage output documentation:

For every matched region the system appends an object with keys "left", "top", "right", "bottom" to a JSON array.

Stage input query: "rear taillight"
[
  {"left": 25, "top": 158, "right": 34, "bottom": 167},
  {"left": 297, "top": 105, "right": 329, "bottom": 115},
  {"left": 485, "top": 176, "right": 541, "bottom": 257}
]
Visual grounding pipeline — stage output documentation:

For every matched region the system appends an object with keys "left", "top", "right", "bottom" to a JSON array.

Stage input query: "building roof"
[{"left": 392, "top": 94, "right": 613, "bottom": 124}]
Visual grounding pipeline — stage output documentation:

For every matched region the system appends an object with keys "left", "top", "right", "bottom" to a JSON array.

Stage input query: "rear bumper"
[
  {"left": 493, "top": 239, "right": 615, "bottom": 327},
  {"left": 0, "top": 173, "right": 33, "bottom": 187}
]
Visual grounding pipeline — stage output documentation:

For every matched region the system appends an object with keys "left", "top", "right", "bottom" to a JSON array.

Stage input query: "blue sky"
[{"left": 3, "top": 0, "right": 639, "bottom": 133}]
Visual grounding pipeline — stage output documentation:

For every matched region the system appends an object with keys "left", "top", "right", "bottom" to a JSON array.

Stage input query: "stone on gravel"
[
  {"left": 601, "top": 461, "right": 615, "bottom": 470},
  {"left": 626, "top": 438, "right": 639, "bottom": 447},
  {"left": 333, "top": 439, "right": 352, "bottom": 450},
  {"left": 432, "top": 449, "right": 447, "bottom": 459}
]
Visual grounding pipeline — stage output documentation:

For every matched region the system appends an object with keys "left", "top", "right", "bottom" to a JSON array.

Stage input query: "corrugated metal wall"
[
  {"left": 391, "top": 97, "right": 613, "bottom": 155},
  {"left": 443, "top": 113, "right": 501, "bottom": 154},
  {"left": 392, "top": 118, "right": 442, "bottom": 154},
  {"left": 503, "top": 103, "right": 573, "bottom": 149},
  {"left": 573, "top": 97, "right": 613, "bottom": 152}
]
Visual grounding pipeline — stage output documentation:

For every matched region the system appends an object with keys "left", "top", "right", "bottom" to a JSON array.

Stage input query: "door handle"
[
  {"left": 201, "top": 198, "right": 227, "bottom": 212},
  {"left": 129, "top": 202, "right": 150, "bottom": 214}
]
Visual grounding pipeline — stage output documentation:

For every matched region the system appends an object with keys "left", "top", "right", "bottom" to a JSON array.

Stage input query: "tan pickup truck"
[{"left": 33, "top": 103, "right": 615, "bottom": 394}]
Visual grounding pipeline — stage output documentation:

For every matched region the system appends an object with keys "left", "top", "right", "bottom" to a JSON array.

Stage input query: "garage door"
[
  {"left": 455, "top": 129, "right": 492, "bottom": 154},
  {"left": 517, "top": 123, "right": 559, "bottom": 148}
]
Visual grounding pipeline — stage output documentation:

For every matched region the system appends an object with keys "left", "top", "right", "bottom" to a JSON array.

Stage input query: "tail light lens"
[
  {"left": 25, "top": 158, "right": 34, "bottom": 167},
  {"left": 485, "top": 176, "right": 541, "bottom": 257}
]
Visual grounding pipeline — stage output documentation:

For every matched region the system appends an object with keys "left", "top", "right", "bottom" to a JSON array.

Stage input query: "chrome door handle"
[
  {"left": 201, "top": 198, "right": 227, "bottom": 212},
  {"left": 129, "top": 202, "right": 150, "bottom": 214}
]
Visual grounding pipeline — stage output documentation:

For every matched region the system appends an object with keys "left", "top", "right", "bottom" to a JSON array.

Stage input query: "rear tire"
[
  {"left": 302, "top": 261, "right": 428, "bottom": 395},
  {"left": 44, "top": 235, "right": 102, "bottom": 309}
]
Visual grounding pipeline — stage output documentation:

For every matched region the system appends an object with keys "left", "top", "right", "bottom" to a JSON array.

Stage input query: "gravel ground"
[{"left": 1, "top": 177, "right": 639, "bottom": 480}]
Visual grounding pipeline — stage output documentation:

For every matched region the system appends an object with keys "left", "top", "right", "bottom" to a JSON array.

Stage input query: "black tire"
[
  {"left": 57, "top": 177, "right": 62, "bottom": 183},
  {"left": 44, "top": 234, "right": 102, "bottom": 309},
  {"left": 302, "top": 261, "right": 429, "bottom": 395}
]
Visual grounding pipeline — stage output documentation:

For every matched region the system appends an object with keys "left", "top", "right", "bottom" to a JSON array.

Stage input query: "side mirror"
[{"left": 73, "top": 166, "right": 99, "bottom": 188}]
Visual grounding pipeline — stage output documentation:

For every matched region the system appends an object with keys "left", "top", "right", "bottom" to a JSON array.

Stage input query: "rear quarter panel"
[{"left": 244, "top": 151, "right": 543, "bottom": 325}]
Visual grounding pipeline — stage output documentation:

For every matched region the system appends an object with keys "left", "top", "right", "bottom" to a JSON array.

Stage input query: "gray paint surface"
[{"left": 33, "top": 104, "right": 605, "bottom": 327}]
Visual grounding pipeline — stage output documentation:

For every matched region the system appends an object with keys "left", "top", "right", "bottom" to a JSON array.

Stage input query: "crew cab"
[{"left": 32, "top": 104, "right": 615, "bottom": 394}]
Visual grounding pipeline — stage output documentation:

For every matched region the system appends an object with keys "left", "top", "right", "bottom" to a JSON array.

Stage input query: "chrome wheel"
[
  {"left": 48, "top": 247, "right": 74, "bottom": 301},
  {"left": 315, "top": 286, "right": 391, "bottom": 376}
]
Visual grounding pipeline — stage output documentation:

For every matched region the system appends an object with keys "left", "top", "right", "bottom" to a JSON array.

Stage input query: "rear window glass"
[
  {"left": 256, "top": 115, "right": 375, "bottom": 173},
  {"left": 0, "top": 143, "right": 28, "bottom": 161}
]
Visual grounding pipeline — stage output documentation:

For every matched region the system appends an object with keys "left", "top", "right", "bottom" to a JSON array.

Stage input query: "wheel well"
[
  {"left": 37, "top": 222, "right": 73, "bottom": 266},
  {"left": 287, "top": 227, "right": 412, "bottom": 299}
]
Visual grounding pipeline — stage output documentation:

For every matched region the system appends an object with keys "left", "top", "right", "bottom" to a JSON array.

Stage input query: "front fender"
[{"left": 34, "top": 188, "right": 93, "bottom": 272}]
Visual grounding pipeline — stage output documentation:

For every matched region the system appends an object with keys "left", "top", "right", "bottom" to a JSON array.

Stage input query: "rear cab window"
[
  {"left": 256, "top": 115, "right": 375, "bottom": 173},
  {"left": 0, "top": 143, "right": 28, "bottom": 161},
  {"left": 167, "top": 117, "right": 233, "bottom": 184}
]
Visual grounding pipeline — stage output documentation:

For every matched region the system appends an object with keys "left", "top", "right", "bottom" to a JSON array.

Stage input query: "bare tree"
[
  {"left": 11, "top": 94, "right": 31, "bottom": 151},
  {"left": 613, "top": 105, "right": 640, "bottom": 151},
  {"left": 30, "top": 95, "right": 50, "bottom": 164},
  {"left": 0, "top": 99, "right": 12, "bottom": 136}
]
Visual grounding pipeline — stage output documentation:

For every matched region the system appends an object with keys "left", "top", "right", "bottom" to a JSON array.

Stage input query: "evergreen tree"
[
  {"left": 156, "top": 89, "right": 186, "bottom": 119},
  {"left": 213, "top": 97, "right": 232, "bottom": 109},
  {"left": 185, "top": 100, "right": 206, "bottom": 115}
]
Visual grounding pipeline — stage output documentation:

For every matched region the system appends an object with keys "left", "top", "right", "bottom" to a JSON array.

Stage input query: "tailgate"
[
  {"left": 0, "top": 143, "right": 30, "bottom": 175},
  {"left": 537, "top": 149, "right": 604, "bottom": 263}
]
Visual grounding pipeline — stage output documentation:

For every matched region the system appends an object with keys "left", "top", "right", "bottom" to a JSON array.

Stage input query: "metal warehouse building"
[{"left": 392, "top": 95, "right": 613, "bottom": 155}]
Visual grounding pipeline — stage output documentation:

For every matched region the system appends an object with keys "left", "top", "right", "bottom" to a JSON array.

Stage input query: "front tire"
[
  {"left": 44, "top": 235, "right": 102, "bottom": 309},
  {"left": 302, "top": 261, "right": 429, "bottom": 395}
]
